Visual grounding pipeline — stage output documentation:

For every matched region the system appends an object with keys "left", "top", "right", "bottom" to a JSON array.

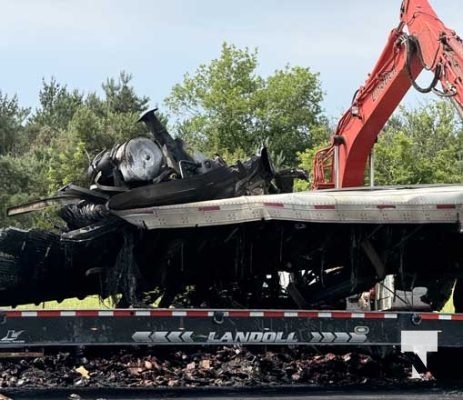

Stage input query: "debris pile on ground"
[{"left": 0, "top": 347, "right": 411, "bottom": 389}]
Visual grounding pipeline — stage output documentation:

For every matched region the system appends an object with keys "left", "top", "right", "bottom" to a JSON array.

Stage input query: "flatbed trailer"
[{"left": 0, "top": 308, "right": 457, "bottom": 349}]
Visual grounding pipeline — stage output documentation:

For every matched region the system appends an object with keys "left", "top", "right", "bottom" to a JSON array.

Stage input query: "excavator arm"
[{"left": 313, "top": 0, "right": 463, "bottom": 189}]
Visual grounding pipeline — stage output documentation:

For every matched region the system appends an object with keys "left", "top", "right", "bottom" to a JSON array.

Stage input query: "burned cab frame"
[{"left": 0, "top": 110, "right": 307, "bottom": 308}]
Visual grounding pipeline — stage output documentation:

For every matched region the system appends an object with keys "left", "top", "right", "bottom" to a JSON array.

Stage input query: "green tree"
[
  {"left": 0, "top": 154, "right": 48, "bottom": 227},
  {"left": 30, "top": 77, "right": 83, "bottom": 134},
  {"left": 374, "top": 101, "right": 463, "bottom": 185},
  {"left": 165, "top": 42, "right": 326, "bottom": 165},
  {"left": 1, "top": 72, "right": 151, "bottom": 227},
  {"left": 0, "top": 92, "right": 29, "bottom": 156},
  {"left": 101, "top": 71, "right": 149, "bottom": 115}
]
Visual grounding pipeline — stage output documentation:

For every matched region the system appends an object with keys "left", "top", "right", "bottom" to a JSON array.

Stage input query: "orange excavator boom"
[{"left": 313, "top": 0, "right": 463, "bottom": 189}]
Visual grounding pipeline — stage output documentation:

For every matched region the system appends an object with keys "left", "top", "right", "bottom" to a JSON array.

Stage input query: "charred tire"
[{"left": 0, "top": 254, "right": 19, "bottom": 290}]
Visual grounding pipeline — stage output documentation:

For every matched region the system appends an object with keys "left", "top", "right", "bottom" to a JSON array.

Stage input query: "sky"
[{"left": 1, "top": 0, "right": 462, "bottom": 122}]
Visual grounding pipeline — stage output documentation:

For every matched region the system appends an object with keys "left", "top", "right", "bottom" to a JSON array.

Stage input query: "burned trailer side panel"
[
  {"left": 0, "top": 215, "right": 463, "bottom": 310},
  {"left": 107, "top": 184, "right": 463, "bottom": 310},
  {"left": 133, "top": 220, "right": 463, "bottom": 310},
  {"left": 0, "top": 225, "right": 125, "bottom": 306}
]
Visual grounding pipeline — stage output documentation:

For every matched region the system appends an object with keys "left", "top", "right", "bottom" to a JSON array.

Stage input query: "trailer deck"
[{"left": 110, "top": 184, "right": 463, "bottom": 229}]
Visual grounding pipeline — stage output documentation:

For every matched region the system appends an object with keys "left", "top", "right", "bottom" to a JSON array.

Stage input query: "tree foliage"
[
  {"left": 0, "top": 72, "right": 150, "bottom": 227},
  {"left": 165, "top": 42, "right": 327, "bottom": 166},
  {"left": 102, "top": 71, "right": 149, "bottom": 115},
  {"left": 0, "top": 154, "right": 46, "bottom": 227},
  {"left": 31, "top": 77, "right": 84, "bottom": 133},
  {"left": 374, "top": 101, "right": 463, "bottom": 185},
  {"left": 0, "top": 92, "right": 29, "bottom": 156}
]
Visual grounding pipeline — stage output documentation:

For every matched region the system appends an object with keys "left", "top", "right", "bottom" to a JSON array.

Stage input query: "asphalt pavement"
[{"left": 4, "top": 384, "right": 463, "bottom": 400}]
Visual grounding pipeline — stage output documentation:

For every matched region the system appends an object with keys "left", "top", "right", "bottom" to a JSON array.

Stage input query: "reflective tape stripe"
[{"left": 0, "top": 309, "right": 456, "bottom": 321}]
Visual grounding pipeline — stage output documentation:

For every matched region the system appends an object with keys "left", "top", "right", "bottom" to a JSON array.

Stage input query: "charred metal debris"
[
  {"left": 0, "top": 346, "right": 412, "bottom": 389},
  {"left": 0, "top": 109, "right": 462, "bottom": 310}
]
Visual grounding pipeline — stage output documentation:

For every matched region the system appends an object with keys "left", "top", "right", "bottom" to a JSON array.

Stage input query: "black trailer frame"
[{"left": 0, "top": 309, "right": 460, "bottom": 349}]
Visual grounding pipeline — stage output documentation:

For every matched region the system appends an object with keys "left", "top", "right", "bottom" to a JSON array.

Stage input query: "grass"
[
  {"left": 8, "top": 295, "right": 114, "bottom": 310},
  {"left": 1, "top": 285, "right": 458, "bottom": 312},
  {"left": 440, "top": 287, "right": 456, "bottom": 314}
]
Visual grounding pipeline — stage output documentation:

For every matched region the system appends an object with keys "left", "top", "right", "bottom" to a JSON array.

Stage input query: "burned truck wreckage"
[{"left": 1, "top": 109, "right": 463, "bottom": 311}]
